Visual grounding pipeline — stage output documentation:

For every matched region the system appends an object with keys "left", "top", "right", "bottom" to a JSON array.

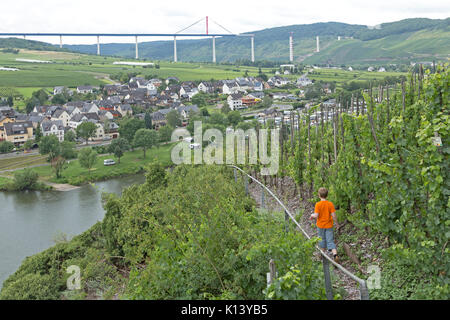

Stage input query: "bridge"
[{"left": 0, "top": 17, "right": 255, "bottom": 62}]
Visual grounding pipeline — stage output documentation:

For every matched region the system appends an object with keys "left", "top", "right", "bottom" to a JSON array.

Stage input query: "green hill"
[{"left": 62, "top": 18, "right": 449, "bottom": 65}]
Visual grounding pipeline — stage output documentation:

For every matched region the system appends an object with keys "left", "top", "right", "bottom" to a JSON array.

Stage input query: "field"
[
  {"left": 0, "top": 48, "right": 409, "bottom": 93},
  {"left": 1, "top": 143, "right": 175, "bottom": 185}
]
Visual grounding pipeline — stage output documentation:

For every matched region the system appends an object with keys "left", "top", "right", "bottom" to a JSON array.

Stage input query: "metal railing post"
[
  {"left": 322, "top": 255, "right": 333, "bottom": 300},
  {"left": 234, "top": 168, "right": 237, "bottom": 183},
  {"left": 244, "top": 175, "right": 249, "bottom": 195},
  {"left": 284, "top": 210, "right": 289, "bottom": 233},
  {"left": 261, "top": 186, "right": 265, "bottom": 209},
  {"left": 360, "top": 281, "right": 370, "bottom": 300}
]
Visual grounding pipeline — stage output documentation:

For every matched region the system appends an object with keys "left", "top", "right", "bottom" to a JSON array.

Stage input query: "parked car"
[{"left": 103, "top": 159, "right": 116, "bottom": 166}]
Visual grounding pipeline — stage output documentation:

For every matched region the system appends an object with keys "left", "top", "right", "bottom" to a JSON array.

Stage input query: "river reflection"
[{"left": 0, "top": 174, "right": 146, "bottom": 289}]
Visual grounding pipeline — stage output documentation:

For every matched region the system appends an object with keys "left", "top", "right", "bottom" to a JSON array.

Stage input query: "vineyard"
[
  {"left": 264, "top": 64, "right": 449, "bottom": 299},
  {"left": 0, "top": 65, "right": 448, "bottom": 300}
]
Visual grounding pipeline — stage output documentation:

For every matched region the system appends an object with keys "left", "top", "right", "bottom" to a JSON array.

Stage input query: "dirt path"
[{"left": 247, "top": 175, "right": 362, "bottom": 300}]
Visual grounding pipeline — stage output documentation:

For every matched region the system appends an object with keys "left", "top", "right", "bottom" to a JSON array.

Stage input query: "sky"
[{"left": 0, "top": 0, "right": 449, "bottom": 45}]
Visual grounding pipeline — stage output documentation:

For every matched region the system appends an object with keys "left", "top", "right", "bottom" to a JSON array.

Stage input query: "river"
[{"left": 0, "top": 174, "right": 146, "bottom": 290}]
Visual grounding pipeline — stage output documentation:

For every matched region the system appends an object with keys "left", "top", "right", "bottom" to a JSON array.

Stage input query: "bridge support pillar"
[
  {"left": 135, "top": 35, "right": 139, "bottom": 59},
  {"left": 97, "top": 35, "right": 100, "bottom": 55},
  {"left": 251, "top": 36, "right": 255, "bottom": 62},
  {"left": 174, "top": 36, "right": 177, "bottom": 62},
  {"left": 212, "top": 36, "right": 216, "bottom": 63},
  {"left": 60, "top": 35, "right": 63, "bottom": 49}
]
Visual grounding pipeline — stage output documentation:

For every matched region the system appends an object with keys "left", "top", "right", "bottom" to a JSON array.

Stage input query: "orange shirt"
[{"left": 314, "top": 200, "right": 336, "bottom": 229}]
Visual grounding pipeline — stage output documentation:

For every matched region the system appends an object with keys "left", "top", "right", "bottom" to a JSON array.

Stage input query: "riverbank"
[
  {"left": 0, "top": 143, "right": 175, "bottom": 188},
  {"left": 0, "top": 175, "right": 53, "bottom": 191}
]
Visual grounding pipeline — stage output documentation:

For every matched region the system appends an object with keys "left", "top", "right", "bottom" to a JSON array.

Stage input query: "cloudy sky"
[{"left": 0, "top": 0, "right": 449, "bottom": 44}]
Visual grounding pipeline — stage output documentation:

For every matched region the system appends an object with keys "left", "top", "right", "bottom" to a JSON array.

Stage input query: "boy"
[{"left": 310, "top": 187, "right": 340, "bottom": 262}]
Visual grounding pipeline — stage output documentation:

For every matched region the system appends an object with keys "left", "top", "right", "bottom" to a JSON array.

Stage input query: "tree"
[
  {"left": 7, "top": 96, "right": 13, "bottom": 107},
  {"left": 34, "top": 124, "right": 42, "bottom": 143},
  {"left": 166, "top": 110, "right": 182, "bottom": 128},
  {"left": 60, "top": 141, "right": 77, "bottom": 159},
  {"left": 158, "top": 125, "right": 173, "bottom": 143},
  {"left": 78, "top": 147, "right": 97, "bottom": 175},
  {"left": 39, "top": 135, "right": 66, "bottom": 178},
  {"left": 64, "top": 130, "right": 76, "bottom": 142},
  {"left": 119, "top": 118, "right": 145, "bottom": 145},
  {"left": 227, "top": 111, "right": 242, "bottom": 127},
  {"left": 0, "top": 141, "right": 14, "bottom": 154},
  {"left": 144, "top": 112, "right": 153, "bottom": 129},
  {"left": 221, "top": 102, "right": 231, "bottom": 114},
  {"left": 262, "top": 96, "right": 273, "bottom": 109},
  {"left": 191, "top": 93, "right": 207, "bottom": 107},
  {"left": 76, "top": 122, "right": 97, "bottom": 145},
  {"left": 39, "top": 135, "right": 61, "bottom": 162},
  {"left": 52, "top": 94, "right": 67, "bottom": 105},
  {"left": 13, "top": 169, "right": 39, "bottom": 191},
  {"left": 108, "top": 137, "right": 129, "bottom": 163},
  {"left": 31, "top": 89, "right": 49, "bottom": 105},
  {"left": 23, "top": 139, "right": 34, "bottom": 151},
  {"left": 133, "top": 128, "right": 157, "bottom": 159},
  {"left": 209, "top": 112, "right": 227, "bottom": 126}
]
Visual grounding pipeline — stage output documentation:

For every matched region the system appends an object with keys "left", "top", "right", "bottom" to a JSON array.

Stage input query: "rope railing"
[{"left": 229, "top": 164, "right": 370, "bottom": 300}]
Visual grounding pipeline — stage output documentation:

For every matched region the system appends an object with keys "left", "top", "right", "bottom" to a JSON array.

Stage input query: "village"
[{"left": 0, "top": 71, "right": 335, "bottom": 149}]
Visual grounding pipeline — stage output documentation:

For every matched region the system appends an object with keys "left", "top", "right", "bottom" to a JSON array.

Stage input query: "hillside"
[
  {"left": 0, "top": 38, "right": 69, "bottom": 52},
  {"left": 62, "top": 18, "right": 450, "bottom": 65}
]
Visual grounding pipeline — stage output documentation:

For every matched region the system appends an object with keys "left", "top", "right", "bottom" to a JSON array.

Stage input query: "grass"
[
  {"left": 3, "top": 143, "right": 175, "bottom": 186},
  {"left": 0, "top": 154, "right": 47, "bottom": 171}
]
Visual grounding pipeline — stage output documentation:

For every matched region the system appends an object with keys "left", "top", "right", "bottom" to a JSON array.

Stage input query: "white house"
[
  {"left": 222, "top": 81, "right": 239, "bottom": 94},
  {"left": 146, "top": 83, "right": 157, "bottom": 95},
  {"left": 227, "top": 93, "right": 243, "bottom": 110},
  {"left": 41, "top": 120, "right": 65, "bottom": 142},
  {"left": 77, "top": 86, "right": 93, "bottom": 94},
  {"left": 297, "top": 76, "right": 313, "bottom": 87},
  {"left": 68, "top": 114, "right": 89, "bottom": 129},
  {"left": 51, "top": 109, "right": 71, "bottom": 127},
  {"left": 198, "top": 82, "right": 214, "bottom": 93}
]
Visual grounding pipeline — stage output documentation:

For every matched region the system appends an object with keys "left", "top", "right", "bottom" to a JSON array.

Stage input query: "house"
[
  {"left": 248, "top": 91, "right": 264, "bottom": 100},
  {"left": 51, "top": 109, "right": 71, "bottom": 127},
  {"left": 378, "top": 67, "right": 386, "bottom": 72},
  {"left": 104, "top": 122, "right": 120, "bottom": 139},
  {"left": 77, "top": 86, "right": 93, "bottom": 94},
  {"left": 180, "top": 86, "right": 198, "bottom": 100},
  {"left": 68, "top": 114, "right": 89, "bottom": 129},
  {"left": 297, "top": 76, "right": 313, "bottom": 87},
  {"left": 117, "top": 104, "right": 133, "bottom": 117},
  {"left": 198, "top": 82, "right": 214, "bottom": 93},
  {"left": 53, "top": 86, "right": 65, "bottom": 95},
  {"left": 2, "top": 121, "right": 34, "bottom": 145},
  {"left": 146, "top": 82, "right": 157, "bottom": 95},
  {"left": 91, "top": 122, "right": 105, "bottom": 141},
  {"left": 150, "top": 111, "right": 167, "bottom": 130},
  {"left": 367, "top": 67, "right": 375, "bottom": 72},
  {"left": 227, "top": 93, "right": 243, "bottom": 110},
  {"left": 253, "top": 81, "right": 263, "bottom": 92},
  {"left": 241, "top": 95, "right": 258, "bottom": 107},
  {"left": 98, "top": 110, "right": 114, "bottom": 121},
  {"left": 41, "top": 120, "right": 65, "bottom": 142},
  {"left": 268, "top": 76, "right": 290, "bottom": 87},
  {"left": 177, "top": 105, "right": 199, "bottom": 119},
  {"left": 81, "top": 103, "right": 99, "bottom": 114},
  {"left": 0, "top": 106, "right": 17, "bottom": 119},
  {"left": 222, "top": 80, "right": 239, "bottom": 94}
]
